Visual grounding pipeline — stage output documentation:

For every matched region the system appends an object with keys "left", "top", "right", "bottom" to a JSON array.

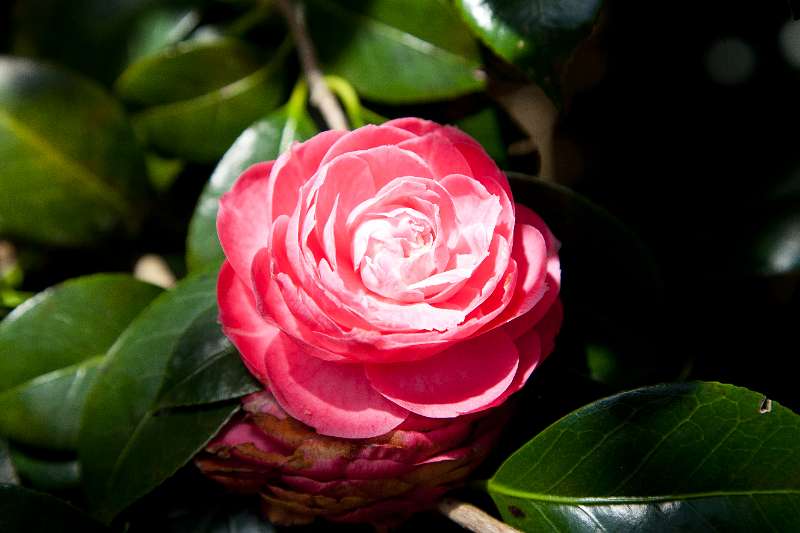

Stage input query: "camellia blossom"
[{"left": 215, "top": 117, "right": 562, "bottom": 440}]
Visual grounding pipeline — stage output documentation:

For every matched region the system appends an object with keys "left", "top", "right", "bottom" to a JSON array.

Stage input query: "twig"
[
  {"left": 275, "top": 0, "right": 348, "bottom": 131},
  {"left": 438, "top": 499, "right": 523, "bottom": 533}
]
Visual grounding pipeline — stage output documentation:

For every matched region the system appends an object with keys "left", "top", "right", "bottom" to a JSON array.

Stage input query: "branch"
[
  {"left": 275, "top": 0, "right": 349, "bottom": 131},
  {"left": 438, "top": 499, "right": 523, "bottom": 533}
]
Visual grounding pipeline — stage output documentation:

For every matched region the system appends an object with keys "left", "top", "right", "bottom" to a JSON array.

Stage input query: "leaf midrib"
[
  {"left": 488, "top": 482, "right": 800, "bottom": 505},
  {"left": 0, "top": 110, "right": 129, "bottom": 214}
]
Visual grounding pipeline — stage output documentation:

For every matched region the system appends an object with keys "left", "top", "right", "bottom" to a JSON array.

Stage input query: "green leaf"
[
  {"left": 79, "top": 271, "right": 237, "bottom": 522},
  {"left": 307, "top": 0, "right": 484, "bottom": 103},
  {"left": 117, "top": 38, "right": 264, "bottom": 107},
  {"left": 0, "top": 440, "right": 18, "bottom": 485},
  {"left": 120, "top": 38, "right": 288, "bottom": 162},
  {"left": 7, "top": 448, "right": 80, "bottom": 492},
  {"left": 489, "top": 382, "right": 800, "bottom": 532},
  {"left": 455, "top": 0, "right": 602, "bottom": 92},
  {"left": 125, "top": 7, "right": 201, "bottom": 65},
  {"left": 186, "top": 104, "right": 317, "bottom": 271},
  {"left": 157, "top": 306, "right": 260, "bottom": 410},
  {"left": 0, "top": 275, "right": 162, "bottom": 450},
  {"left": 0, "top": 485, "right": 107, "bottom": 533},
  {"left": 507, "top": 174, "right": 669, "bottom": 385},
  {"left": 0, "top": 56, "right": 147, "bottom": 246},
  {"left": 0, "top": 358, "right": 103, "bottom": 451}
]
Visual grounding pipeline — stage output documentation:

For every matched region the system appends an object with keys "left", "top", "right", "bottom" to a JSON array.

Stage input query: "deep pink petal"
[
  {"left": 397, "top": 133, "right": 472, "bottom": 179},
  {"left": 383, "top": 117, "right": 440, "bottom": 136},
  {"left": 469, "top": 329, "right": 543, "bottom": 413},
  {"left": 267, "top": 130, "right": 347, "bottom": 223},
  {"left": 488, "top": 221, "right": 548, "bottom": 329},
  {"left": 320, "top": 125, "right": 415, "bottom": 165},
  {"left": 439, "top": 126, "right": 513, "bottom": 202},
  {"left": 365, "top": 330, "right": 519, "bottom": 418},
  {"left": 217, "top": 261, "right": 278, "bottom": 383},
  {"left": 536, "top": 298, "right": 564, "bottom": 359},
  {"left": 263, "top": 333, "right": 409, "bottom": 438},
  {"left": 217, "top": 161, "right": 274, "bottom": 283}
]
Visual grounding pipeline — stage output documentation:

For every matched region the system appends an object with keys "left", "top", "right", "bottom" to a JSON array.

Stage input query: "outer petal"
[
  {"left": 320, "top": 125, "right": 415, "bottom": 165},
  {"left": 470, "top": 329, "right": 542, "bottom": 413},
  {"left": 217, "top": 161, "right": 274, "bottom": 283},
  {"left": 263, "top": 332, "right": 409, "bottom": 438},
  {"left": 365, "top": 330, "right": 519, "bottom": 418},
  {"left": 217, "top": 261, "right": 278, "bottom": 383},
  {"left": 440, "top": 126, "right": 513, "bottom": 202}
]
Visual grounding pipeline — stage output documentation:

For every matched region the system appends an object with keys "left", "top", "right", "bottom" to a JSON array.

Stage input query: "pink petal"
[
  {"left": 488, "top": 221, "right": 548, "bottom": 329},
  {"left": 440, "top": 126, "right": 513, "bottom": 203},
  {"left": 536, "top": 298, "right": 564, "bottom": 359},
  {"left": 263, "top": 333, "right": 409, "bottom": 438},
  {"left": 251, "top": 242, "right": 349, "bottom": 362},
  {"left": 320, "top": 125, "right": 415, "bottom": 165},
  {"left": 217, "top": 261, "right": 279, "bottom": 383},
  {"left": 217, "top": 161, "right": 274, "bottom": 283},
  {"left": 397, "top": 133, "right": 472, "bottom": 179},
  {"left": 266, "top": 130, "right": 347, "bottom": 219},
  {"left": 384, "top": 117, "right": 440, "bottom": 136},
  {"left": 503, "top": 255, "right": 561, "bottom": 340},
  {"left": 365, "top": 330, "right": 519, "bottom": 418},
  {"left": 469, "top": 329, "right": 543, "bottom": 413}
]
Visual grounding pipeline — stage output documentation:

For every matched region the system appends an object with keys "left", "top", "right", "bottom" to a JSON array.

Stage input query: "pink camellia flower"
[{"left": 206, "top": 117, "right": 562, "bottom": 524}]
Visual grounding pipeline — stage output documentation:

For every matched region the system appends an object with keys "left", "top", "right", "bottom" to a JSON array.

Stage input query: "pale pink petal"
[
  {"left": 217, "top": 261, "right": 278, "bottom": 383},
  {"left": 217, "top": 161, "right": 274, "bottom": 283},
  {"left": 365, "top": 330, "right": 519, "bottom": 418},
  {"left": 263, "top": 333, "right": 409, "bottom": 438},
  {"left": 320, "top": 125, "right": 415, "bottom": 165}
]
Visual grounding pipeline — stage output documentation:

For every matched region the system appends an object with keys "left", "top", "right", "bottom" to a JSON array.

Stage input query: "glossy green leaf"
[
  {"left": 307, "top": 0, "right": 484, "bottom": 103},
  {"left": 157, "top": 306, "right": 260, "bottom": 409},
  {"left": 0, "top": 440, "right": 17, "bottom": 485},
  {"left": 79, "top": 271, "right": 237, "bottom": 522},
  {"left": 490, "top": 382, "right": 800, "bottom": 532},
  {"left": 455, "top": 0, "right": 602, "bottom": 91},
  {"left": 126, "top": 7, "right": 201, "bottom": 64},
  {"left": 117, "top": 38, "right": 263, "bottom": 107},
  {"left": 186, "top": 105, "right": 317, "bottom": 271},
  {"left": 0, "top": 57, "right": 147, "bottom": 245},
  {"left": 508, "top": 174, "right": 668, "bottom": 384},
  {"left": 0, "top": 485, "right": 107, "bottom": 533},
  {"left": 120, "top": 38, "right": 288, "bottom": 162},
  {"left": 0, "top": 358, "right": 103, "bottom": 451},
  {"left": 0, "top": 275, "right": 161, "bottom": 450},
  {"left": 8, "top": 448, "right": 80, "bottom": 492}
]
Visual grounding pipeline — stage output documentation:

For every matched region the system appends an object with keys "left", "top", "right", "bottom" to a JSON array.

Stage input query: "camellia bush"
[{"left": 1, "top": 1, "right": 799, "bottom": 532}]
